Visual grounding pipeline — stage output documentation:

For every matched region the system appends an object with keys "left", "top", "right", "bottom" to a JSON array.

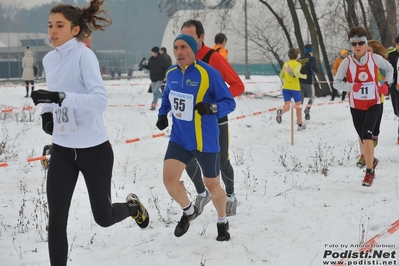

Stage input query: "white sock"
[
  {"left": 217, "top": 216, "right": 228, "bottom": 224},
  {"left": 183, "top": 203, "right": 194, "bottom": 216},
  {"left": 199, "top": 190, "right": 207, "bottom": 198}
]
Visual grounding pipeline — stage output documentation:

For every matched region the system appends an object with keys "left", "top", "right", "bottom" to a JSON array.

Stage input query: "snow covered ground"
[{"left": 0, "top": 75, "right": 398, "bottom": 266}]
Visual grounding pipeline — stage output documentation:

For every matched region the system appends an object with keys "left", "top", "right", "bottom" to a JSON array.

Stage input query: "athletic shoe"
[
  {"left": 126, "top": 193, "right": 149, "bottom": 228},
  {"left": 297, "top": 124, "right": 306, "bottom": 131},
  {"left": 216, "top": 221, "right": 230, "bottom": 241},
  {"left": 372, "top": 136, "right": 378, "bottom": 148},
  {"left": 362, "top": 171, "right": 375, "bottom": 187},
  {"left": 373, "top": 157, "right": 379, "bottom": 169},
  {"left": 276, "top": 109, "right": 282, "bottom": 124},
  {"left": 226, "top": 195, "right": 237, "bottom": 217},
  {"left": 194, "top": 191, "right": 211, "bottom": 216},
  {"left": 174, "top": 206, "right": 199, "bottom": 237},
  {"left": 41, "top": 144, "right": 52, "bottom": 171},
  {"left": 304, "top": 107, "right": 310, "bottom": 120},
  {"left": 356, "top": 155, "right": 366, "bottom": 168}
]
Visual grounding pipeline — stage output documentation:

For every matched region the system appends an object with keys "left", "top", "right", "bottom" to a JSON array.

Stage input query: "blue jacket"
[{"left": 159, "top": 60, "right": 236, "bottom": 152}]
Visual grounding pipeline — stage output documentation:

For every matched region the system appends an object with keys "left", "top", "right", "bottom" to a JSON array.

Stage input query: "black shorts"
[
  {"left": 350, "top": 104, "right": 382, "bottom": 140},
  {"left": 164, "top": 141, "right": 220, "bottom": 178}
]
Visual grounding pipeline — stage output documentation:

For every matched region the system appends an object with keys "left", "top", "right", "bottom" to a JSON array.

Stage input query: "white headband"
[{"left": 349, "top": 35, "right": 368, "bottom": 45}]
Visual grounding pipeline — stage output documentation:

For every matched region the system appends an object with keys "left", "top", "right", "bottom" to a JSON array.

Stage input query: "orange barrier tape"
[
  {"left": 0, "top": 101, "right": 347, "bottom": 168},
  {"left": 0, "top": 155, "right": 49, "bottom": 168},
  {"left": 229, "top": 100, "right": 346, "bottom": 121},
  {"left": 332, "top": 219, "right": 399, "bottom": 266},
  {"left": 1, "top": 104, "right": 157, "bottom": 113},
  {"left": 0, "top": 106, "right": 35, "bottom": 113},
  {"left": 236, "top": 89, "right": 282, "bottom": 99},
  {"left": 360, "top": 219, "right": 399, "bottom": 252},
  {"left": 0, "top": 132, "right": 167, "bottom": 168}
]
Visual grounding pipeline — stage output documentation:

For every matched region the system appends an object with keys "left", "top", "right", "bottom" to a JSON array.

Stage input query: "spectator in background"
[
  {"left": 21, "top": 46, "right": 36, "bottom": 98},
  {"left": 387, "top": 35, "right": 399, "bottom": 144},
  {"left": 110, "top": 68, "right": 115, "bottom": 79},
  {"left": 160, "top": 47, "right": 172, "bottom": 91},
  {"left": 160, "top": 47, "right": 172, "bottom": 66},
  {"left": 141, "top": 46, "right": 170, "bottom": 110},
  {"left": 298, "top": 44, "right": 318, "bottom": 120},
  {"left": 213, "top": 33, "right": 228, "bottom": 60},
  {"left": 127, "top": 67, "right": 133, "bottom": 80},
  {"left": 331, "top": 49, "right": 348, "bottom": 101}
]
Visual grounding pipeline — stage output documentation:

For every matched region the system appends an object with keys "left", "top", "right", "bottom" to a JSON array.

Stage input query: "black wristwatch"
[
  {"left": 59, "top": 92, "right": 66, "bottom": 103},
  {"left": 209, "top": 103, "right": 218, "bottom": 114}
]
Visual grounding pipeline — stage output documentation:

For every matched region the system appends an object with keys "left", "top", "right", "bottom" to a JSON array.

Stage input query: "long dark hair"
[{"left": 50, "top": 0, "right": 112, "bottom": 40}]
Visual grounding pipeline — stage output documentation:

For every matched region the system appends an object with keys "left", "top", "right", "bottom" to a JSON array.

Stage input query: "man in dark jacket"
[
  {"left": 142, "top": 46, "right": 170, "bottom": 110},
  {"left": 298, "top": 44, "right": 318, "bottom": 120},
  {"left": 160, "top": 47, "right": 172, "bottom": 66},
  {"left": 387, "top": 35, "right": 399, "bottom": 143}
]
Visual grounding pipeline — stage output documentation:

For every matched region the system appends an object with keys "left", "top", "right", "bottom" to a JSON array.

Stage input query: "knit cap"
[{"left": 174, "top": 34, "right": 198, "bottom": 54}]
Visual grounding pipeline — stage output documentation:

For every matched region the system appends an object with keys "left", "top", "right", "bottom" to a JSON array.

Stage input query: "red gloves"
[{"left": 378, "top": 83, "right": 389, "bottom": 95}]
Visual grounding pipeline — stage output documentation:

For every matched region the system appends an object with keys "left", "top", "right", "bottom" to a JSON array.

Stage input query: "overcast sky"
[{"left": 0, "top": 0, "right": 59, "bottom": 9}]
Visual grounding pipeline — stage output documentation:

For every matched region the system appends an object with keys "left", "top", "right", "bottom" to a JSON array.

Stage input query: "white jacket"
[
  {"left": 41, "top": 38, "right": 109, "bottom": 148},
  {"left": 21, "top": 49, "right": 36, "bottom": 80}
]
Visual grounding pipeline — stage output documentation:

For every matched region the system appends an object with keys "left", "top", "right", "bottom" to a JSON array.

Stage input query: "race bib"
[
  {"left": 52, "top": 106, "right": 77, "bottom": 135},
  {"left": 352, "top": 81, "right": 376, "bottom": 100},
  {"left": 169, "top": 90, "right": 194, "bottom": 121}
]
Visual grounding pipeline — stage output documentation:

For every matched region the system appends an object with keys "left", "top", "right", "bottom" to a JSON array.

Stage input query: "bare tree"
[
  {"left": 159, "top": 0, "right": 397, "bottom": 96},
  {"left": 305, "top": 0, "right": 332, "bottom": 95},
  {"left": 385, "top": 0, "right": 397, "bottom": 46}
]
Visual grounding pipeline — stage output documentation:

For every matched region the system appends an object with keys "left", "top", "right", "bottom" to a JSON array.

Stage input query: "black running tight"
[
  {"left": 47, "top": 141, "right": 131, "bottom": 265},
  {"left": 350, "top": 104, "right": 382, "bottom": 140}
]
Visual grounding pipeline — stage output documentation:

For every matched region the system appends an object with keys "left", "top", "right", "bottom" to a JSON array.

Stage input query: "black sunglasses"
[{"left": 350, "top": 41, "right": 366, "bottom": 47}]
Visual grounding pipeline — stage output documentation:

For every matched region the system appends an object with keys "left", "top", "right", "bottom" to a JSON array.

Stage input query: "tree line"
[{"left": 160, "top": 0, "right": 398, "bottom": 96}]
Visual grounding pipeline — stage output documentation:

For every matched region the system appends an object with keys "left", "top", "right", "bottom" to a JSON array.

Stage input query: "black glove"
[
  {"left": 41, "top": 112, "right": 54, "bottom": 135},
  {"left": 31, "top": 90, "right": 61, "bottom": 106},
  {"left": 194, "top": 102, "right": 217, "bottom": 116},
  {"left": 156, "top": 115, "right": 168, "bottom": 130}
]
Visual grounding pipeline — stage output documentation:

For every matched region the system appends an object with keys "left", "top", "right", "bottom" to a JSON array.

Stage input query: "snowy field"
[{"left": 0, "top": 75, "right": 398, "bottom": 266}]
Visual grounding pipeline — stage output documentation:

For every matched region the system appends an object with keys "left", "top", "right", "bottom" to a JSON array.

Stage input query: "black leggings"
[
  {"left": 47, "top": 141, "right": 131, "bottom": 265},
  {"left": 389, "top": 84, "right": 399, "bottom": 117},
  {"left": 186, "top": 121, "right": 235, "bottom": 195},
  {"left": 24, "top": 80, "right": 34, "bottom": 95},
  {"left": 373, "top": 103, "right": 383, "bottom": 136},
  {"left": 350, "top": 104, "right": 382, "bottom": 140}
]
